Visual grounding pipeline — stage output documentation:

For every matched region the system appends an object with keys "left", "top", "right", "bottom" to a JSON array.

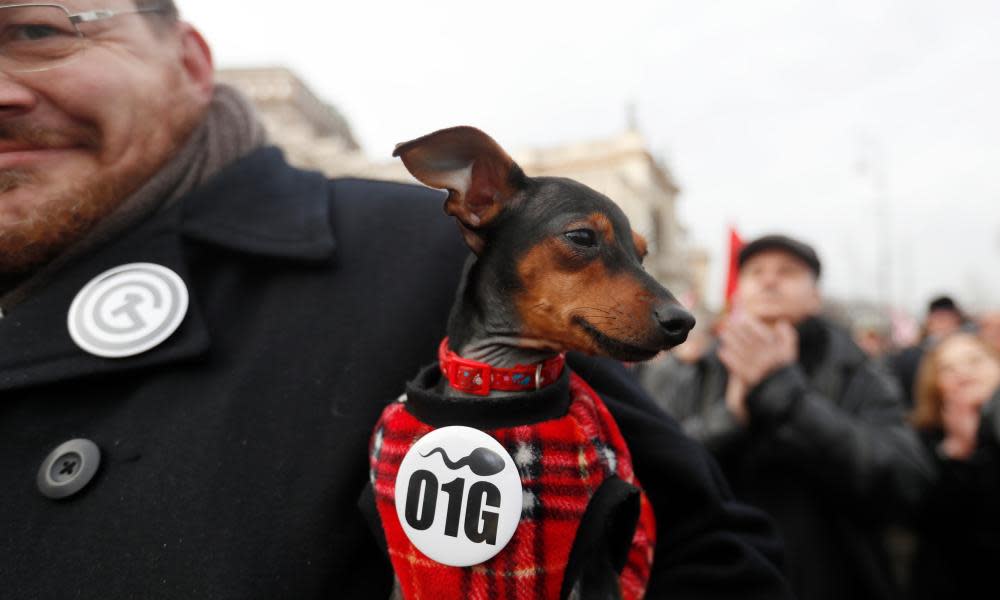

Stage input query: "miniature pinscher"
[
  {"left": 394, "top": 126, "right": 694, "bottom": 377},
  {"left": 368, "top": 126, "right": 695, "bottom": 600}
]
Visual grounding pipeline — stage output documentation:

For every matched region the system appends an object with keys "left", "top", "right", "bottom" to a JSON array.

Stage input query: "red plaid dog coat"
[{"left": 367, "top": 366, "right": 656, "bottom": 599}]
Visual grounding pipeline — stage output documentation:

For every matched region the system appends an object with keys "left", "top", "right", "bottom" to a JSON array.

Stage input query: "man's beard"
[
  {"left": 0, "top": 167, "right": 127, "bottom": 274},
  {"left": 0, "top": 118, "right": 187, "bottom": 276},
  {"left": 0, "top": 169, "right": 35, "bottom": 193}
]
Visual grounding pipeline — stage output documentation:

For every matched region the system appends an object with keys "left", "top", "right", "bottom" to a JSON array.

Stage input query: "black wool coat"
[{"left": 0, "top": 147, "right": 792, "bottom": 600}]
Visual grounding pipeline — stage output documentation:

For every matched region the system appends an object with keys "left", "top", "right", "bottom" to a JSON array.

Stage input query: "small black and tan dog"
[
  {"left": 366, "top": 126, "right": 695, "bottom": 600},
  {"left": 395, "top": 126, "right": 694, "bottom": 371}
]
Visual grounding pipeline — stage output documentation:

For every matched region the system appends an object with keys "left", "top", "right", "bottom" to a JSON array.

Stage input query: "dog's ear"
[{"left": 394, "top": 126, "right": 526, "bottom": 253}]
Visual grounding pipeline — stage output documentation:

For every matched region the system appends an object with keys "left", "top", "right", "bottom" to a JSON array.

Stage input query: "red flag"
[{"left": 724, "top": 226, "right": 743, "bottom": 306}]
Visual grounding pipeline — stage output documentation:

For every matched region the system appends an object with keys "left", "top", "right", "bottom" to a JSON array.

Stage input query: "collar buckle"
[{"left": 445, "top": 357, "right": 492, "bottom": 396}]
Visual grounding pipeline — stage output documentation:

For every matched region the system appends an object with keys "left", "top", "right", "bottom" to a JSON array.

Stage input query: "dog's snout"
[{"left": 655, "top": 304, "right": 695, "bottom": 344}]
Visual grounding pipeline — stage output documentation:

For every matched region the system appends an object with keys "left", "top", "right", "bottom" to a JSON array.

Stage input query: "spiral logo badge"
[{"left": 67, "top": 263, "right": 189, "bottom": 358}]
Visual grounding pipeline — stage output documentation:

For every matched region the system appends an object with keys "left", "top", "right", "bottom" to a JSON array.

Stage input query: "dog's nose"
[{"left": 655, "top": 304, "right": 696, "bottom": 345}]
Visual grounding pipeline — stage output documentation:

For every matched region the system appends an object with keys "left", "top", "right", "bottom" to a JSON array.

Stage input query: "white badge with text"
[
  {"left": 68, "top": 263, "right": 189, "bottom": 358},
  {"left": 395, "top": 426, "right": 522, "bottom": 567}
]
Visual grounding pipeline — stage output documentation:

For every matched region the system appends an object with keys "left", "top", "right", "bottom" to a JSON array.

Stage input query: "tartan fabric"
[{"left": 369, "top": 371, "right": 656, "bottom": 599}]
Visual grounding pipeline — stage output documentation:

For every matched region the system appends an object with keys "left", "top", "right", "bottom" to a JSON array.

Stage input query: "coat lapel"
[{"left": 0, "top": 203, "right": 209, "bottom": 392}]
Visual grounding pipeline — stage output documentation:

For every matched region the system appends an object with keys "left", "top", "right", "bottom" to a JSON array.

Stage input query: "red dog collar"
[{"left": 438, "top": 338, "right": 565, "bottom": 396}]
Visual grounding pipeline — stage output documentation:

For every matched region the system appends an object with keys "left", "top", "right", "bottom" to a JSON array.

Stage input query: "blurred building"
[{"left": 219, "top": 67, "right": 706, "bottom": 304}]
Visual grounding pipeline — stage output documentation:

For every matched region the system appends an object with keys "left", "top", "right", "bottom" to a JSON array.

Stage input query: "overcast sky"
[{"left": 178, "top": 0, "right": 1000, "bottom": 315}]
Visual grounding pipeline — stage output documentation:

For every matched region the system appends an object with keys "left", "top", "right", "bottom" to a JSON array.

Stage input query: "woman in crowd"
[{"left": 908, "top": 332, "right": 1000, "bottom": 599}]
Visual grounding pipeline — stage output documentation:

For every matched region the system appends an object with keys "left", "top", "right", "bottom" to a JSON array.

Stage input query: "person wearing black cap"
[
  {"left": 651, "top": 233, "right": 933, "bottom": 600},
  {"left": 889, "top": 295, "right": 968, "bottom": 407}
]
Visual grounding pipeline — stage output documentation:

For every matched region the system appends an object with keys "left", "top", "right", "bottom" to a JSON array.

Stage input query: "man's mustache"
[{"left": 0, "top": 121, "right": 100, "bottom": 150}]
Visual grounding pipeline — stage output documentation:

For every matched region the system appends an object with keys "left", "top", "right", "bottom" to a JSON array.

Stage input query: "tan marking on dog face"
[
  {"left": 589, "top": 212, "right": 615, "bottom": 245},
  {"left": 632, "top": 231, "right": 648, "bottom": 261},
  {"left": 513, "top": 238, "right": 660, "bottom": 356}
]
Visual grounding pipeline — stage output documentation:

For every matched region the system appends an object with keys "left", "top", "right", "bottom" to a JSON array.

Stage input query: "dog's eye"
[{"left": 564, "top": 229, "right": 598, "bottom": 248}]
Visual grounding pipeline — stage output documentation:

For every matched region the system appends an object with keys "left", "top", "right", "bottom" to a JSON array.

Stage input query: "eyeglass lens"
[{"left": 0, "top": 6, "right": 82, "bottom": 72}]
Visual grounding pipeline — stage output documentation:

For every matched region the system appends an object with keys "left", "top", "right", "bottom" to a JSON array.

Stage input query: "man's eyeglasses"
[{"left": 0, "top": 3, "right": 167, "bottom": 73}]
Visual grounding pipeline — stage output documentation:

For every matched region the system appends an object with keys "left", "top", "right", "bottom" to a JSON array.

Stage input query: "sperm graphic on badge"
[
  {"left": 419, "top": 446, "right": 506, "bottom": 476},
  {"left": 394, "top": 426, "right": 523, "bottom": 567}
]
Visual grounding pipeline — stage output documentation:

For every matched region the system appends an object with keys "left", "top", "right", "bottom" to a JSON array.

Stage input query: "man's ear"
[
  {"left": 393, "top": 126, "right": 527, "bottom": 252},
  {"left": 177, "top": 23, "right": 214, "bottom": 102}
]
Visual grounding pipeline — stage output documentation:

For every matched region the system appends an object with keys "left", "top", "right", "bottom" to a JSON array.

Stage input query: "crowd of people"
[{"left": 636, "top": 235, "right": 1000, "bottom": 600}]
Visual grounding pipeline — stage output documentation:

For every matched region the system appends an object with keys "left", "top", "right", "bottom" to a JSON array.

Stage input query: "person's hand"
[
  {"left": 725, "top": 376, "right": 750, "bottom": 425},
  {"left": 719, "top": 313, "right": 799, "bottom": 389},
  {"left": 939, "top": 401, "right": 981, "bottom": 460}
]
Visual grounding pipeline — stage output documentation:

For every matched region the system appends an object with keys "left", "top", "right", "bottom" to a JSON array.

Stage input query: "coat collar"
[
  {"left": 0, "top": 146, "right": 335, "bottom": 392},
  {"left": 179, "top": 146, "right": 335, "bottom": 261}
]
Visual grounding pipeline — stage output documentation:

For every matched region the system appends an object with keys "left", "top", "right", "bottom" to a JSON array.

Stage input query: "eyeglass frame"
[{"left": 0, "top": 2, "right": 170, "bottom": 73}]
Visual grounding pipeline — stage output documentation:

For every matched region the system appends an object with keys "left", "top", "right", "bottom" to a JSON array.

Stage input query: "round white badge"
[
  {"left": 395, "top": 426, "right": 523, "bottom": 567},
  {"left": 67, "top": 263, "right": 189, "bottom": 358}
]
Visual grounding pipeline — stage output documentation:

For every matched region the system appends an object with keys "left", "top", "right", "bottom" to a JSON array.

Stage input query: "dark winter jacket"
[
  {"left": 908, "top": 388, "right": 1000, "bottom": 600},
  {"left": 888, "top": 343, "right": 927, "bottom": 409},
  {"left": 0, "top": 147, "right": 793, "bottom": 599},
  {"left": 657, "top": 316, "right": 935, "bottom": 600}
]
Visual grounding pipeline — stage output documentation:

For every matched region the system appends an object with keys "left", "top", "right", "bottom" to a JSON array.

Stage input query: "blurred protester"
[
  {"left": 924, "top": 296, "right": 968, "bottom": 339},
  {"left": 978, "top": 310, "right": 1000, "bottom": 354},
  {"left": 908, "top": 333, "right": 1000, "bottom": 599},
  {"left": 660, "top": 234, "right": 933, "bottom": 600},
  {"left": 890, "top": 296, "right": 967, "bottom": 407},
  {"left": 852, "top": 313, "right": 893, "bottom": 361}
]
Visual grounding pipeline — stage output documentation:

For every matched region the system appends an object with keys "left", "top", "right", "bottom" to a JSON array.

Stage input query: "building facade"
[{"left": 219, "top": 67, "right": 706, "bottom": 305}]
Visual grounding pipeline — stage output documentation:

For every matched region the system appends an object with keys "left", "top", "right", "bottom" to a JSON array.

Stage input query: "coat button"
[{"left": 37, "top": 439, "right": 101, "bottom": 500}]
